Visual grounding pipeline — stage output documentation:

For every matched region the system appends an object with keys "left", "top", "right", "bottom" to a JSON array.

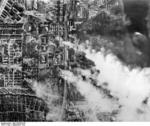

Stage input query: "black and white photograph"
[{"left": 0, "top": 0, "right": 150, "bottom": 124}]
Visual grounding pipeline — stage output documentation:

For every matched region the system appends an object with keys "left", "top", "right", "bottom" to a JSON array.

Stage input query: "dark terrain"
[{"left": 79, "top": 0, "right": 150, "bottom": 68}]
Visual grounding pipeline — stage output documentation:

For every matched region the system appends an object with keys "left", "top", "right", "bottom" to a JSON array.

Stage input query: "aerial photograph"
[{"left": 0, "top": 0, "right": 150, "bottom": 123}]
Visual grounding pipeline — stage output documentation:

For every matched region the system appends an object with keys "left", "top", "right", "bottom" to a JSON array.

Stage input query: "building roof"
[
  {"left": 0, "top": 87, "right": 35, "bottom": 96},
  {"left": 0, "top": 23, "right": 24, "bottom": 28}
]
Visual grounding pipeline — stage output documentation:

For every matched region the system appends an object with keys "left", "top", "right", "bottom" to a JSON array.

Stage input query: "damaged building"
[
  {"left": 0, "top": 0, "right": 97, "bottom": 122},
  {"left": 0, "top": 23, "right": 48, "bottom": 121}
]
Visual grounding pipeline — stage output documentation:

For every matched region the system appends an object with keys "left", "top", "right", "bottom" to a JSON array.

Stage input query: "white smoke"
[
  {"left": 31, "top": 80, "right": 62, "bottom": 121},
  {"left": 61, "top": 40, "right": 150, "bottom": 121},
  {"left": 61, "top": 70, "right": 119, "bottom": 121},
  {"left": 83, "top": 47, "right": 150, "bottom": 121}
]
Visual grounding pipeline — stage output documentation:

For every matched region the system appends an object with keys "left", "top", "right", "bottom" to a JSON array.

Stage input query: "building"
[
  {"left": 0, "top": 23, "right": 23, "bottom": 87},
  {"left": 0, "top": 23, "right": 48, "bottom": 121},
  {"left": 0, "top": 0, "right": 24, "bottom": 21},
  {"left": 0, "top": 89, "right": 47, "bottom": 121},
  {"left": 38, "top": 22, "right": 64, "bottom": 37}
]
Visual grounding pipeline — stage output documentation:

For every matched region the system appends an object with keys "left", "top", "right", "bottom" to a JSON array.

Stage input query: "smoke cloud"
[
  {"left": 61, "top": 41, "right": 150, "bottom": 121},
  {"left": 83, "top": 47, "right": 150, "bottom": 121},
  {"left": 61, "top": 70, "right": 119, "bottom": 121},
  {"left": 31, "top": 80, "right": 62, "bottom": 121}
]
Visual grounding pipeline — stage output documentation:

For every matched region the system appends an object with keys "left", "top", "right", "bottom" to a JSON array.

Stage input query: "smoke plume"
[
  {"left": 61, "top": 41, "right": 150, "bottom": 121},
  {"left": 31, "top": 80, "right": 62, "bottom": 121},
  {"left": 61, "top": 70, "right": 119, "bottom": 121},
  {"left": 83, "top": 47, "right": 150, "bottom": 121}
]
